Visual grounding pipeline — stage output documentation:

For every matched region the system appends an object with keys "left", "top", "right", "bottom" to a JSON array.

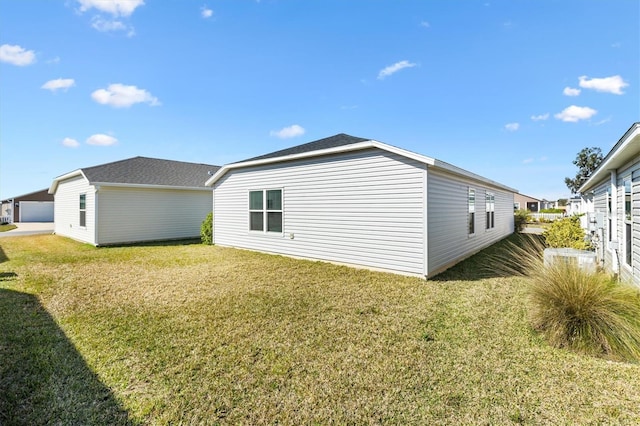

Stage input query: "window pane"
[
  {"left": 267, "top": 212, "right": 282, "bottom": 232},
  {"left": 468, "top": 190, "right": 475, "bottom": 213},
  {"left": 266, "top": 190, "right": 282, "bottom": 210},
  {"left": 626, "top": 223, "right": 632, "bottom": 265},
  {"left": 79, "top": 194, "right": 86, "bottom": 210},
  {"left": 487, "top": 212, "right": 491, "bottom": 229},
  {"left": 80, "top": 211, "right": 86, "bottom": 227},
  {"left": 625, "top": 179, "right": 631, "bottom": 220},
  {"left": 249, "top": 191, "right": 263, "bottom": 210},
  {"left": 469, "top": 212, "right": 475, "bottom": 234},
  {"left": 250, "top": 212, "right": 263, "bottom": 231}
]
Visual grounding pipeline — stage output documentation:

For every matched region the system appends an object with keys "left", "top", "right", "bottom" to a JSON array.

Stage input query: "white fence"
[{"left": 529, "top": 213, "right": 564, "bottom": 222}]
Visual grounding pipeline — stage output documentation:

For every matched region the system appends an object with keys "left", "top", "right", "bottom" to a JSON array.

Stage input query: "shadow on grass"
[
  {"left": 0, "top": 245, "right": 7, "bottom": 264},
  {"left": 0, "top": 288, "right": 135, "bottom": 425},
  {"left": 102, "top": 238, "right": 202, "bottom": 249},
  {"left": 431, "top": 233, "right": 545, "bottom": 281}
]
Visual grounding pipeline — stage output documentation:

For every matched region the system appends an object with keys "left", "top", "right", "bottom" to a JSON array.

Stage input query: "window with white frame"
[
  {"left": 607, "top": 187, "right": 612, "bottom": 242},
  {"left": 624, "top": 178, "right": 632, "bottom": 266},
  {"left": 79, "top": 193, "right": 86, "bottom": 227},
  {"left": 486, "top": 192, "right": 495, "bottom": 230},
  {"left": 468, "top": 189, "right": 475, "bottom": 235},
  {"left": 249, "top": 189, "right": 282, "bottom": 233}
]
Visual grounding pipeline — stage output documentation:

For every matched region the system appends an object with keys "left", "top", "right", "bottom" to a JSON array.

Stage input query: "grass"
[
  {"left": 1, "top": 234, "right": 640, "bottom": 424},
  {"left": 0, "top": 224, "right": 17, "bottom": 232}
]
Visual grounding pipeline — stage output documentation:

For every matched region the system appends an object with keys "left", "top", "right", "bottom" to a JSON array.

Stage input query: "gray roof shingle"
[
  {"left": 80, "top": 156, "right": 220, "bottom": 188},
  {"left": 238, "top": 133, "right": 370, "bottom": 163}
]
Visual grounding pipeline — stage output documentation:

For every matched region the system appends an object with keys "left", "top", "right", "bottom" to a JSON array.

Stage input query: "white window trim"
[
  {"left": 485, "top": 191, "right": 495, "bottom": 231},
  {"left": 79, "top": 193, "right": 87, "bottom": 228},
  {"left": 468, "top": 188, "right": 476, "bottom": 237},
  {"left": 623, "top": 177, "right": 632, "bottom": 270},
  {"left": 248, "top": 188, "right": 284, "bottom": 235}
]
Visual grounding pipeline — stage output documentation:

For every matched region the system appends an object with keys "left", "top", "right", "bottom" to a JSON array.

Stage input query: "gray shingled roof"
[
  {"left": 238, "top": 133, "right": 370, "bottom": 163},
  {"left": 80, "top": 157, "right": 220, "bottom": 188}
]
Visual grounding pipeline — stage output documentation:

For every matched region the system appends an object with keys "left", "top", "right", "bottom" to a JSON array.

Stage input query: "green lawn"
[
  {"left": 0, "top": 224, "right": 17, "bottom": 232},
  {"left": 1, "top": 235, "right": 639, "bottom": 424}
]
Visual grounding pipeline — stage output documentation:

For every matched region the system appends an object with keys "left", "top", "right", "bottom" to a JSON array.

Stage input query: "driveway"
[{"left": 0, "top": 222, "right": 54, "bottom": 238}]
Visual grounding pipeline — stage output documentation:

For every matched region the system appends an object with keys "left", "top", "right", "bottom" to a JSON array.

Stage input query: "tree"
[
  {"left": 564, "top": 147, "right": 603, "bottom": 194},
  {"left": 557, "top": 198, "right": 568, "bottom": 207}
]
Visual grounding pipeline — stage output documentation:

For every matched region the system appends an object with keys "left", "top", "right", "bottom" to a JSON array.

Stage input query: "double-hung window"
[
  {"left": 485, "top": 192, "right": 495, "bottom": 230},
  {"left": 249, "top": 189, "right": 282, "bottom": 233},
  {"left": 468, "top": 189, "right": 475, "bottom": 235},
  {"left": 607, "top": 187, "right": 612, "bottom": 242},
  {"left": 79, "top": 193, "right": 86, "bottom": 227},
  {"left": 624, "top": 178, "right": 632, "bottom": 266}
]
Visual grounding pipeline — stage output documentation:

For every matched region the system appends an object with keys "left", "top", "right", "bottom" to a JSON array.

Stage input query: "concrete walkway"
[{"left": 0, "top": 222, "right": 54, "bottom": 237}]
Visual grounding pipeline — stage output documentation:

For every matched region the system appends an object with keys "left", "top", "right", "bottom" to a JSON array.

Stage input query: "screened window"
[
  {"left": 624, "top": 179, "right": 632, "bottom": 266},
  {"left": 79, "top": 193, "right": 86, "bottom": 227},
  {"left": 468, "top": 189, "right": 475, "bottom": 235},
  {"left": 486, "top": 192, "right": 495, "bottom": 230},
  {"left": 249, "top": 189, "right": 282, "bottom": 233}
]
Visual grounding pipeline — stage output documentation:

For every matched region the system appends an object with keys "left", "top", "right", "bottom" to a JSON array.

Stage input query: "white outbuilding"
[
  {"left": 49, "top": 157, "right": 219, "bottom": 246},
  {"left": 206, "top": 134, "right": 516, "bottom": 278}
]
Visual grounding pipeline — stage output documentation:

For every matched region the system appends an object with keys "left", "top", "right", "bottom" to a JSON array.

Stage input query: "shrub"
[
  {"left": 493, "top": 236, "right": 640, "bottom": 362},
  {"left": 528, "top": 260, "right": 640, "bottom": 362},
  {"left": 543, "top": 216, "right": 591, "bottom": 250},
  {"left": 541, "top": 208, "right": 564, "bottom": 214},
  {"left": 200, "top": 212, "right": 213, "bottom": 245},
  {"left": 514, "top": 209, "right": 530, "bottom": 232}
]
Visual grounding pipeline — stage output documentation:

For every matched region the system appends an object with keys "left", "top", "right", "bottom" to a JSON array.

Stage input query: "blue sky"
[{"left": 1, "top": 0, "right": 638, "bottom": 201}]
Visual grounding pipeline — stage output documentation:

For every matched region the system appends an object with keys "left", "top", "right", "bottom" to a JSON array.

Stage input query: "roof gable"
[
  {"left": 206, "top": 133, "right": 517, "bottom": 193},
  {"left": 238, "top": 133, "right": 370, "bottom": 163},
  {"left": 50, "top": 157, "right": 220, "bottom": 194}
]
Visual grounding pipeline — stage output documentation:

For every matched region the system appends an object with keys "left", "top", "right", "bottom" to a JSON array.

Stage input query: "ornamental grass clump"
[{"left": 493, "top": 235, "right": 640, "bottom": 362}]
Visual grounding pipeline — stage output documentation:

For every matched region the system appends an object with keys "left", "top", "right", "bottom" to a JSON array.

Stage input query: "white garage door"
[{"left": 20, "top": 201, "right": 54, "bottom": 222}]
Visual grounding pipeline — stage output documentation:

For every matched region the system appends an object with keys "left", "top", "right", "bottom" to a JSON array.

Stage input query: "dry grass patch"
[{"left": 1, "top": 235, "right": 640, "bottom": 424}]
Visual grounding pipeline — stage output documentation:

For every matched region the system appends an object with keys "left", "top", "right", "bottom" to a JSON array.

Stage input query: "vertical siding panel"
[
  {"left": 214, "top": 149, "right": 426, "bottom": 275},
  {"left": 53, "top": 176, "right": 96, "bottom": 245},
  {"left": 426, "top": 169, "right": 514, "bottom": 276}
]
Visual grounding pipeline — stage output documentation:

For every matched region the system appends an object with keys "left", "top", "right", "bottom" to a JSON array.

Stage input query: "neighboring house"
[
  {"left": 49, "top": 157, "right": 219, "bottom": 246},
  {"left": 514, "top": 193, "right": 541, "bottom": 212},
  {"left": 579, "top": 122, "right": 640, "bottom": 286},
  {"left": 206, "top": 133, "right": 516, "bottom": 278},
  {"left": 1, "top": 189, "right": 54, "bottom": 223}
]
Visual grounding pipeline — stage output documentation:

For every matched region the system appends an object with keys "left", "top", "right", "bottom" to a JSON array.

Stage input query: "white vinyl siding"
[
  {"left": 427, "top": 169, "right": 514, "bottom": 276},
  {"left": 53, "top": 176, "right": 96, "bottom": 245},
  {"left": 214, "top": 148, "right": 427, "bottom": 276},
  {"left": 95, "top": 186, "right": 212, "bottom": 245}
]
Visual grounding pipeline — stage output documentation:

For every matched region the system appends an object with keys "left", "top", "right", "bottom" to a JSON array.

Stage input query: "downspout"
[
  {"left": 610, "top": 170, "right": 619, "bottom": 275},
  {"left": 94, "top": 186, "right": 99, "bottom": 246}
]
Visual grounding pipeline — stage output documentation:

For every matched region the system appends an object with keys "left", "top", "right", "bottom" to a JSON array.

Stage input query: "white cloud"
[
  {"left": 522, "top": 158, "right": 534, "bottom": 164},
  {"left": 505, "top": 122, "right": 520, "bottom": 132},
  {"left": 62, "top": 137, "right": 80, "bottom": 148},
  {"left": 563, "top": 87, "right": 581, "bottom": 96},
  {"left": 91, "top": 16, "right": 131, "bottom": 33},
  {"left": 377, "top": 60, "right": 417, "bottom": 80},
  {"left": 77, "top": 0, "right": 144, "bottom": 17},
  {"left": 42, "top": 78, "right": 75, "bottom": 92},
  {"left": 86, "top": 134, "right": 118, "bottom": 146},
  {"left": 270, "top": 124, "right": 305, "bottom": 139},
  {"left": 554, "top": 105, "right": 597, "bottom": 122},
  {"left": 46, "top": 56, "right": 61, "bottom": 64},
  {"left": 420, "top": 21, "right": 430, "bottom": 28},
  {"left": 0, "top": 44, "right": 36, "bottom": 66},
  {"left": 531, "top": 113, "right": 549, "bottom": 121},
  {"left": 201, "top": 6, "right": 213, "bottom": 18},
  {"left": 91, "top": 83, "right": 160, "bottom": 108},
  {"left": 578, "top": 75, "right": 628, "bottom": 95}
]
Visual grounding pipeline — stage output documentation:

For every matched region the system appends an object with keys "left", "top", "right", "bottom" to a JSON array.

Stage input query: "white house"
[
  {"left": 49, "top": 157, "right": 219, "bottom": 246},
  {"left": 206, "top": 134, "right": 516, "bottom": 278},
  {"left": 579, "top": 122, "right": 640, "bottom": 286}
]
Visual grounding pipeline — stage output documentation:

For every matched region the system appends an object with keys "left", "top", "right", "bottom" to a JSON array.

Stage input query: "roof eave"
[
  {"left": 579, "top": 123, "right": 640, "bottom": 193},
  {"left": 92, "top": 182, "right": 212, "bottom": 191},
  {"left": 205, "top": 140, "right": 436, "bottom": 186},
  {"left": 49, "top": 169, "right": 86, "bottom": 194},
  {"left": 431, "top": 160, "right": 518, "bottom": 193}
]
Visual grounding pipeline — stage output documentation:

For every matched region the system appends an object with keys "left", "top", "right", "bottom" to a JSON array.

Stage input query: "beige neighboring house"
[{"left": 514, "top": 193, "right": 541, "bottom": 212}]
